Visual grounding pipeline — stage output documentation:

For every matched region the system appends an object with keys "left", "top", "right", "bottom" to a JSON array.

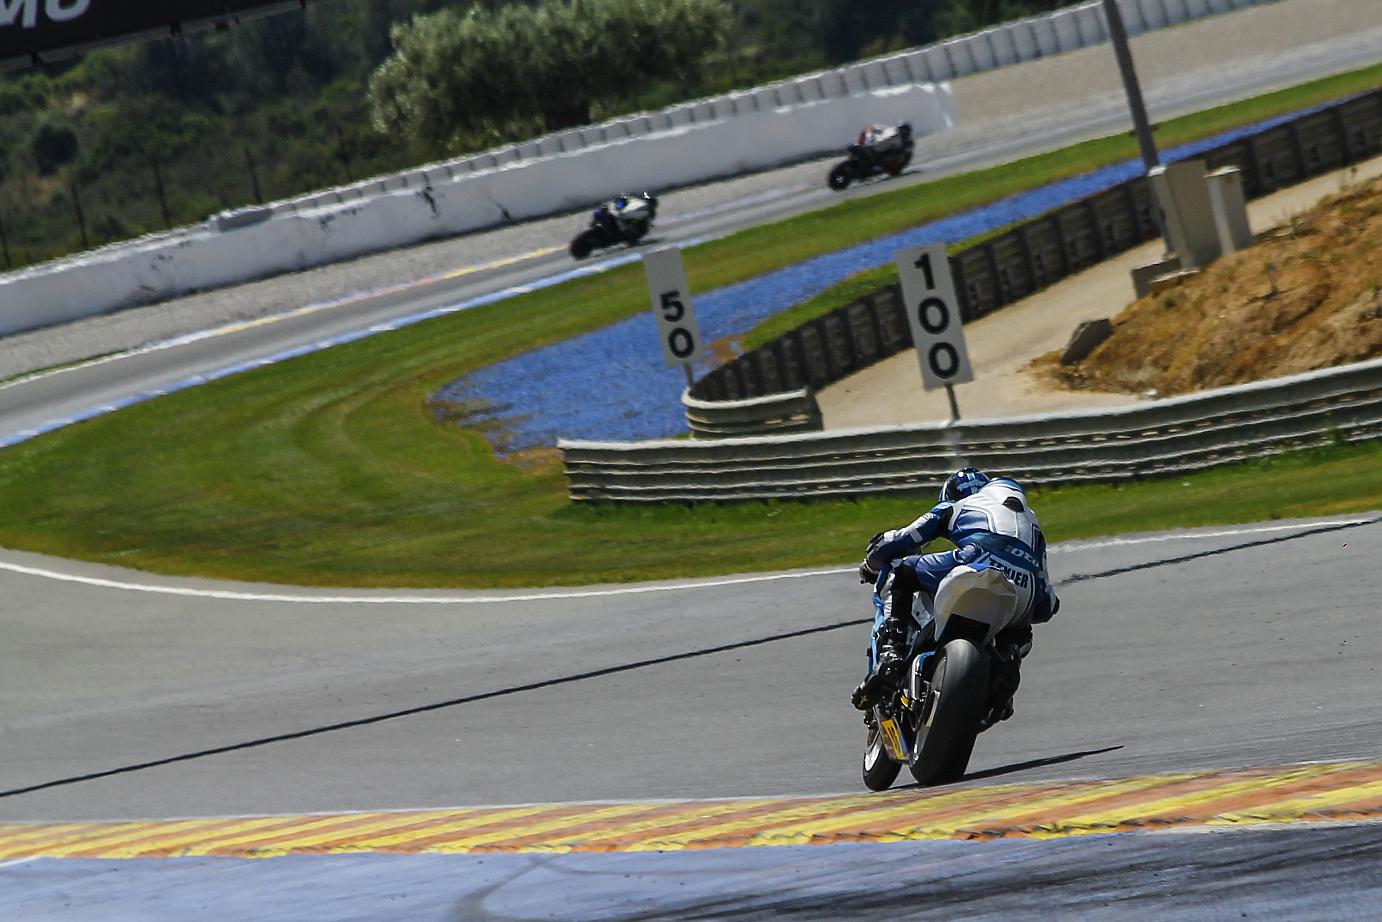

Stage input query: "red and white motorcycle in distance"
[{"left": 828, "top": 122, "right": 914, "bottom": 191}]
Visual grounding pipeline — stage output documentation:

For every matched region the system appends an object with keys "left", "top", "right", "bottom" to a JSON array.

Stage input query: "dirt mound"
[{"left": 1032, "top": 175, "right": 1382, "bottom": 397}]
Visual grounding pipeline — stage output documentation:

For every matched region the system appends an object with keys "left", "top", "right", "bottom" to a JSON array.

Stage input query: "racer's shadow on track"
[
  {"left": 895, "top": 744, "right": 1125, "bottom": 791},
  {"left": 964, "top": 744, "right": 1124, "bottom": 783}
]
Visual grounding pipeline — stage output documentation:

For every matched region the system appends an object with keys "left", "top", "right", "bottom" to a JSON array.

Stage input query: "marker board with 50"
[{"left": 642, "top": 248, "right": 703, "bottom": 381}]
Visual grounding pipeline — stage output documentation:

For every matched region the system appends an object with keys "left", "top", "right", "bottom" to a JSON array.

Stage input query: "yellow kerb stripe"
[
  {"left": 487, "top": 798, "right": 786, "bottom": 851},
  {"left": 318, "top": 802, "right": 666, "bottom": 855},
  {"left": 1050, "top": 763, "right": 1357, "bottom": 832},
  {"left": 178, "top": 806, "right": 553, "bottom": 858},
  {"left": 626, "top": 785, "right": 1026, "bottom": 851},
  {"left": 741, "top": 782, "right": 1057, "bottom": 845},
  {"left": 881, "top": 771, "right": 1210, "bottom": 839},
  {"left": 0, "top": 822, "right": 129, "bottom": 852},
  {"left": 14, "top": 818, "right": 249, "bottom": 859},
  {"left": 1205, "top": 776, "right": 1382, "bottom": 825},
  {"left": 8, "top": 761, "right": 1382, "bottom": 859}
]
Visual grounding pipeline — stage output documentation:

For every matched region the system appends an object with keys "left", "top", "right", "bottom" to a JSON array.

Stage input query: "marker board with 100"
[{"left": 896, "top": 243, "right": 974, "bottom": 391}]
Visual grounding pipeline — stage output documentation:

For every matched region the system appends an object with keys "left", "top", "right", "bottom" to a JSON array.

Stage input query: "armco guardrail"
[
  {"left": 561, "top": 359, "right": 1382, "bottom": 503},
  {"left": 682, "top": 389, "right": 822, "bottom": 438},
  {"left": 688, "top": 88, "right": 1382, "bottom": 417}
]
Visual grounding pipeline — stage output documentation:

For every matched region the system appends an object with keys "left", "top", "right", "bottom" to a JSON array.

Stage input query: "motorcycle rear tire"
[
  {"left": 885, "top": 151, "right": 912, "bottom": 177},
  {"left": 907, "top": 639, "right": 989, "bottom": 786},
  {"left": 862, "top": 721, "right": 902, "bottom": 792},
  {"left": 828, "top": 163, "right": 853, "bottom": 191},
  {"left": 570, "top": 231, "right": 597, "bottom": 260}
]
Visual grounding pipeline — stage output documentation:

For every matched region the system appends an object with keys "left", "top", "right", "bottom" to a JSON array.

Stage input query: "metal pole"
[
  {"left": 1101, "top": 0, "right": 1159, "bottom": 172},
  {"left": 335, "top": 124, "right": 353, "bottom": 183},
  {"left": 70, "top": 182, "right": 88, "bottom": 250},
  {"left": 244, "top": 146, "right": 263, "bottom": 204},
  {"left": 682, "top": 364, "right": 695, "bottom": 389},
  {"left": 945, "top": 383, "right": 961, "bottom": 421},
  {"left": 0, "top": 211, "right": 10, "bottom": 269},
  {"left": 152, "top": 158, "right": 171, "bottom": 228},
  {"left": 1101, "top": 0, "right": 1173, "bottom": 252}
]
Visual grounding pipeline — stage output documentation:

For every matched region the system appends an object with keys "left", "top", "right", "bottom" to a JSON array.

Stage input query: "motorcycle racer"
[
  {"left": 830, "top": 121, "right": 913, "bottom": 190},
  {"left": 594, "top": 192, "right": 655, "bottom": 240},
  {"left": 851, "top": 468, "right": 1059, "bottom": 713},
  {"left": 856, "top": 123, "right": 902, "bottom": 162}
]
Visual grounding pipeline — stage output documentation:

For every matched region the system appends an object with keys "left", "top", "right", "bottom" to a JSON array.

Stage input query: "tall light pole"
[
  {"left": 1102, "top": 0, "right": 1160, "bottom": 172},
  {"left": 1101, "top": 0, "right": 1173, "bottom": 252}
]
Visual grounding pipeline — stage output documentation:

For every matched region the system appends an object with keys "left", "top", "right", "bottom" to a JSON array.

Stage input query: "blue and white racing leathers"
[{"left": 864, "top": 479, "right": 1059, "bottom": 650}]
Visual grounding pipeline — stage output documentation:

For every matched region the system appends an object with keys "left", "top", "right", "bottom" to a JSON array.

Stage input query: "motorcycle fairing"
[{"left": 930, "top": 562, "right": 1020, "bottom": 646}]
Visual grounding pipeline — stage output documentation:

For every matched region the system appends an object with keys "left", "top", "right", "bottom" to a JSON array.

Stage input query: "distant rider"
[
  {"left": 850, "top": 468, "right": 1060, "bottom": 717},
  {"left": 595, "top": 192, "right": 656, "bottom": 241},
  {"left": 854, "top": 123, "right": 904, "bottom": 168}
]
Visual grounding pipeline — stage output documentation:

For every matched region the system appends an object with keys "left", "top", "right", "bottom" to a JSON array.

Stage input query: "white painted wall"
[{"left": 0, "top": 84, "right": 954, "bottom": 333}]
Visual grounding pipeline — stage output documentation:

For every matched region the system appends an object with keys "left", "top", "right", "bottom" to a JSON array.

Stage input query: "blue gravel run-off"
[{"left": 436, "top": 108, "right": 1319, "bottom": 452}]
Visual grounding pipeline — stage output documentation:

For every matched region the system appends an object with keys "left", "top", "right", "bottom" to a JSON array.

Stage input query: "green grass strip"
[{"left": 1, "top": 64, "right": 1380, "bottom": 587}]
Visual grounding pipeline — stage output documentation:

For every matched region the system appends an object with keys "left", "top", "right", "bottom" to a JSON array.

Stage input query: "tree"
[
  {"left": 31, "top": 120, "right": 78, "bottom": 176},
  {"left": 369, "top": 0, "right": 732, "bottom": 144},
  {"left": 933, "top": 0, "right": 1069, "bottom": 37}
]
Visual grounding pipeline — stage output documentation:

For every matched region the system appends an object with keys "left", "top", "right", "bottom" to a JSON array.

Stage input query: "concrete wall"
[
  {"left": 269, "top": 0, "right": 1280, "bottom": 219},
  {"left": 0, "top": 85, "right": 954, "bottom": 334}
]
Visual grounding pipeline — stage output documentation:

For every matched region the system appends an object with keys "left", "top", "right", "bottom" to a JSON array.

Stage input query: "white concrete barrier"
[{"left": 0, "top": 84, "right": 955, "bottom": 330}]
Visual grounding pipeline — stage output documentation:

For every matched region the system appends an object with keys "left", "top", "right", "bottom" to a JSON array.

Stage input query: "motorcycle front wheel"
[
  {"left": 907, "top": 638, "right": 989, "bottom": 786},
  {"left": 569, "top": 230, "right": 597, "bottom": 260},
  {"left": 828, "top": 162, "right": 853, "bottom": 191},
  {"left": 862, "top": 719, "right": 902, "bottom": 791}
]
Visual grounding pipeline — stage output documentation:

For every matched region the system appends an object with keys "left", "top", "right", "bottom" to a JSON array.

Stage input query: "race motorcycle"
[
  {"left": 861, "top": 560, "right": 1026, "bottom": 790},
  {"left": 828, "top": 122, "right": 914, "bottom": 191},
  {"left": 569, "top": 192, "right": 658, "bottom": 259}
]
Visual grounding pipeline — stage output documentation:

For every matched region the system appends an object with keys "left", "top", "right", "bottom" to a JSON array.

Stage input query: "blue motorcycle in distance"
[{"left": 569, "top": 192, "right": 658, "bottom": 259}]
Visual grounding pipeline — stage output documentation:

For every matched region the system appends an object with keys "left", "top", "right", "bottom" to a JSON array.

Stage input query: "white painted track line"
[{"left": 0, "top": 517, "right": 1371, "bottom": 605}]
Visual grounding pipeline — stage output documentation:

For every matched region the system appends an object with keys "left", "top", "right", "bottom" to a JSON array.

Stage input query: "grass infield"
[{"left": 3, "top": 65, "right": 1381, "bottom": 587}]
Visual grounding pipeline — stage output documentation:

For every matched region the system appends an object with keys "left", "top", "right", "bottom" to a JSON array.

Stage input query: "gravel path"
[{"left": 2, "top": 0, "right": 1377, "bottom": 383}]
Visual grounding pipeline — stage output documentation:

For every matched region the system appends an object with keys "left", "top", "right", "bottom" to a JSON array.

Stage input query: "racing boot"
[
  {"left": 979, "top": 629, "right": 1031, "bottom": 731},
  {"left": 850, "top": 620, "right": 909, "bottom": 710}
]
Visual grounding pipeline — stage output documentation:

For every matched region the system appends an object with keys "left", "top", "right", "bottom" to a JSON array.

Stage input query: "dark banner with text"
[{"left": 2, "top": 1, "right": 308, "bottom": 67}]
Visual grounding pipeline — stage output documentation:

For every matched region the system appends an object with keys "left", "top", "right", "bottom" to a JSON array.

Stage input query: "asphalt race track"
[
  {"left": 2, "top": 516, "right": 1380, "bottom": 918},
  {"left": 3, "top": 3, "right": 1382, "bottom": 916}
]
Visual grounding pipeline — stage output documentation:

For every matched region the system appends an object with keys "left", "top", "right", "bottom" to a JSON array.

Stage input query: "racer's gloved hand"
[{"left": 858, "top": 561, "right": 879, "bottom": 585}]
